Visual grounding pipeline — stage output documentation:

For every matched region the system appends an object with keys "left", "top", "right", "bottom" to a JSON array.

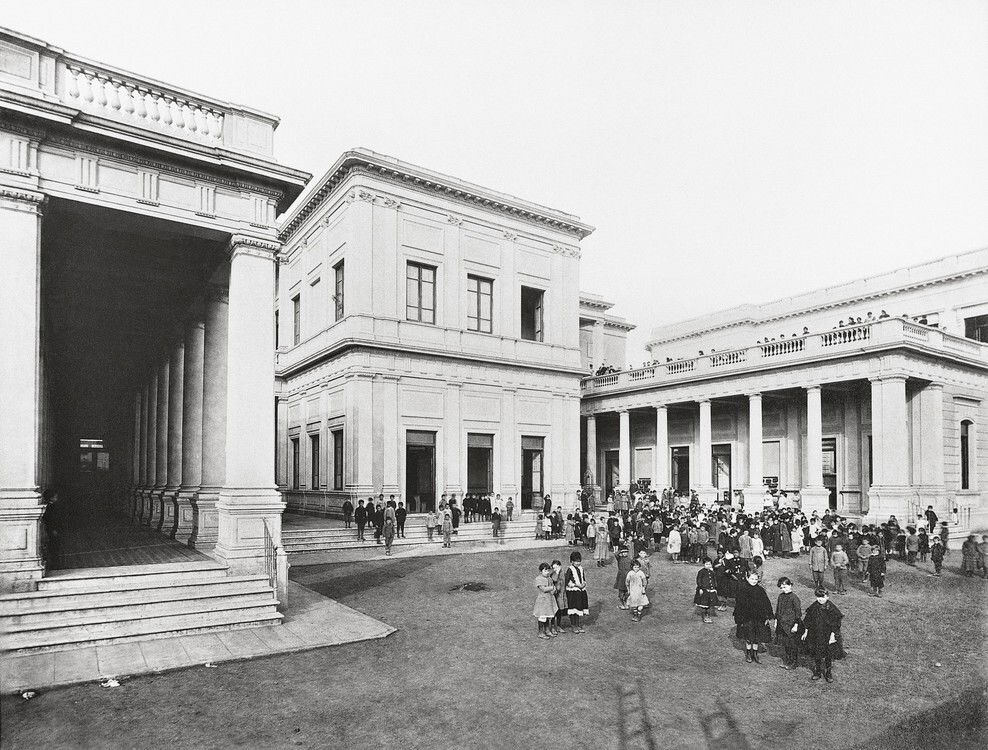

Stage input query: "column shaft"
[
  {"left": 748, "top": 394, "right": 764, "bottom": 493},
  {"left": 802, "top": 385, "right": 830, "bottom": 514},
  {"left": 585, "top": 414, "right": 598, "bottom": 487},
  {"left": 175, "top": 319, "right": 204, "bottom": 543},
  {"left": 654, "top": 406, "right": 668, "bottom": 491},
  {"left": 618, "top": 410, "right": 631, "bottom": 490},
  {"left": 150, "top": 357, "right": 170, "bottom": 530},
  {"left": 697, "top": 400, "right": 715, "bottom": 503},
  {"left": 162, "top": 341, "right": 184, "bottom": 536}
]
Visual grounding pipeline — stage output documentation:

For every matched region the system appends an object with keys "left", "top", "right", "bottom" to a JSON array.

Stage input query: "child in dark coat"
[
  {"left": 802, "top": 588, "right": 844, "bottom": 682},
  {"left": 867, "top": 547, "right": 886, "bottom": 596},
  {"left": 774, "top": 577, "right": 802, "bottom": 670}
]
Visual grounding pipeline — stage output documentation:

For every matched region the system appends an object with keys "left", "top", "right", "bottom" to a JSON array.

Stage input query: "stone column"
[
  {"left": 585, "top": 413, "right": 598, "bottom": 494},
  {"left": 275, "top": 397, "right": 289, "bottom": 489},
  {"left": 697, "top": 399, "right": 717, "bottom": 504},
  {"left": 0, "top": 187, "right": 45, "bottom": 593},
  {"left": 192, "top": 285, "right": 228, "bottom": 550},
  {"left": 916, "top": 383, "right": 946, "bottom": 517},
  {"left": 131, "top": 389, "right": 142, "bottom": 521},
  {"left": 214, "top": 236, "right": 286, "bottom": 595},
  {"left": 144, "top": 370, "right": 159, "bottom": 525},
  {"left": 747, "top": 393, "right": 766, "bottom": 500},
  {"left": 175, "top": 319, "right": 204, "bottom": 543},
  {"left": 618, "top": 410, "right": 631, "bottom": 491},
  {"left": 150, "top": 357, "right": 170, "bottom": 530},
  {"left": 163, "top": 340, "right": 185, "bottom": 537},
  {"left": 654, "top": 405, "right": 669, "bottom": 491},
  {"left": 802, "top": 385, "right": 830, "bottom": 514},
  {"left": 867, "top": 376, "right": 911, "bottom": 521}
]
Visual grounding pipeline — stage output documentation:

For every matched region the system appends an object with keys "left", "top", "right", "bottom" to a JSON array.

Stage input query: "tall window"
[
  {"left": 406, "top": 262, "right": 436, "bottom": 323},
  {"left": 467, "top": 275, "right": 493, "bottom": 333},
  {"left": 521, "top": 286, "right": 544, "bottom": 341},
  {"left": 274, "top": 310, "right": 279, "bottom": 349},
  {"left": 332, "top": 428, "right": 344, "bottom": 490},
  {"left": 310, "top": 433, "right": 320, "bottom": 488},
  {"left": 334, "top": 260, "right": 345, "bottom": 322},
  {"left": 961, "top": 420, "right": 972, "bottom": 489},
  {"left": 292, "top": 294, "right": 301, "bottom": 345},
  {"left": 291, "top": 437, "right": 300, "bottom": 490}
]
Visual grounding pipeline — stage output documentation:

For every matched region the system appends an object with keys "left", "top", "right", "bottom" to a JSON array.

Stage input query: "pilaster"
[
  {"left": 150, "top": 356, "right": 170, "bottom": 530},
  {"left": 801, "top": 385, "right": 830, "bottom": 515},
  {"left": 867, "top": 376, "right": 912, "bottom": 521},
  {"left": 653, "top": 405, "right": 668, "bottom": 492},
  {"left": 697, "top": 400, "right": 717, "bottom": 505},
  {"left": 618, "top": 409, "right": 631, "bottom": 491}
]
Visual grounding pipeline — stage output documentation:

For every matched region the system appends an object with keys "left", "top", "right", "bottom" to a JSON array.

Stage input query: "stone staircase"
[
  {"left": 0, "top": 560, "right": 282, "bottom": 654},
  {"left": 283, "top": 511, "right": 545, "bottom": 555}
]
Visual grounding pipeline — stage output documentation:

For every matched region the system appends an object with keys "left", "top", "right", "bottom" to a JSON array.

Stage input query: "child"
[
  {"left": 775, "top": 577, "right": 802, "bottom": 670},
  {"left": 614, "top": 546, "right": 632, "bottom": 609},
  {"left": 856, "top": 538, "right": 873, "bottom": 581},
  {"left": 550, "top": 559, "right": 568, "bottom": 636},
  {"left": 565, "top": 552, "right": 590, "bottom": 634},
  {"left": 694, "top": 558, "right": 719, "bottom": 624},
  {"left": 426, "top": 510, "right": 437, "bottom": 542},
  {"left": 441, "top": 511, "right": 453, "bottom": 548},
  {"left": 667, "top": 526, "right": 682, "bottom": 564},
  {"left": 626, "top": 559, "right": 649, "bottom": 622},
  {"left": 751, "top": 556, "right": 765, "bottom": 585},
  {"left": 918, "top": 528, "right": 930, "bottom": 563},
  {"left": 533, "top": 563, "right": 557, "bottom": 639},
  {"left": 542, "top": 514, "right": 553, "bottom": 540},
  {"left": 809, "top": 537, "right": 829, "bottom": 590},
  {"left": 637, "top": 550, "right": 651, "bottom": 584},
  {"left": 831, "top": 544, "right": 849, "bottom": 594},
  {"left": 930, "top": 536, "right": 945, "bottom": 576},
  {"left": 802, "top": 588, "right": 844, "bottom": 683},
  {"left": 867, "top": 546, "right": 886, "bottom": 596},
  {"left": 595, "top": 517, "right": 610, "bottom": 566}
]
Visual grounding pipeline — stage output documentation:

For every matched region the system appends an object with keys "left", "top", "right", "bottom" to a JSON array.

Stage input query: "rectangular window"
[
  {"left": 965, "top": 314, "right": 988, "bottom": 343},
  {"left": 291, "top": 437, "right": 300, "bottom": 490},
  {"left": 520, "top": 286, "right": 544, "bottom": 341},
  {"left": 467, "top": 275, "right": 493, "bottom": 333},
  {"left": 334, "top": 261, "right": 345, "bottom": 322},
  {"left": 332, "top": 428, "right": 344, "bottom": 490},
  {"left": 961, "top": 421, "right": 971, "bottom": 489},
  {"left": 310, "top": 433, "right": 320, "bottom": 489},
  {"left": 274, "top": 310, "right": 279, "bottom": 349},
  {"left": 292, "top": 294, "right": 301, "bottom": 345},
  {"left": 406, "top": 262, "right": 436, "bottom": 323}
]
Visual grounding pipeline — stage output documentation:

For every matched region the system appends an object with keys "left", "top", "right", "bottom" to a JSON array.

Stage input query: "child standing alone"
[{"left": 626, "top": 559, "right": 649, "bottom": 622}]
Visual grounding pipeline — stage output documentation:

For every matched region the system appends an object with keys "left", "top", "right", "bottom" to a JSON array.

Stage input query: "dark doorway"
[
  {"left": 521, "top": 436, "right": 544, "bottom": 510},
  {"left": 671, "top": 447, "right": 690, "bottom": 494},
  {"left": 604, "top": 450, "right": 619, "bottom": 497},
  {"left": 467, "top": 433, "right": 494, "bottom": 496},
  {"left": 405, "top": 431, "right": 436, "bottom": 513},
  {"left": 822, "top": 437, "right": 838, "bottom": 510},
  {"left": 712, "top": 444, "right": 732, "bottom": 503}
]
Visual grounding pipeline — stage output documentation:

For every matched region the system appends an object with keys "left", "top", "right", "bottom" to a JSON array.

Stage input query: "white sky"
[{"left": 8, "top": 0, "right": 988, "bottom": 362}]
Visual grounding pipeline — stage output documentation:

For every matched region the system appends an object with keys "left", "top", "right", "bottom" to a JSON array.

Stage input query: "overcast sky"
[{"left": 8, "top": 1, "right": 988, "bottom": 362}]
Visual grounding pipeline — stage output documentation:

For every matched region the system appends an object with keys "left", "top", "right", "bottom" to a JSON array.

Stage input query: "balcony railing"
[{"left": 582, "top": 317, "right": 987, "bottom": 394}]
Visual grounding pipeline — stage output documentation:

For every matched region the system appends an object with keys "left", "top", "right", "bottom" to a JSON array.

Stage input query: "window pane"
[
  {"left": 421, "top": 280, "right": 434, "bottom": 311},
  {"left": 407, "top": 264, "right": 418, "bottom": 280},
  {"left": 407, "top": 277, "right": 419, "bottom": 309},
  {"left": 422, "top": 266, "right": 435, "bottom": 284}
]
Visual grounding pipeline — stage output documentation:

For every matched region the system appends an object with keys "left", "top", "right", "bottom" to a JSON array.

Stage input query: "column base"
[
  {"left": 800, "top": 487, "right": 831, "bottom": 516},
  {"left": 213, "top": 488, "right": 286, "bottom": 583},
  {"left": 161, "top": 487, "right": 181, "bottom": 537},
  {"left": 149, "top": 489, "right": 167, "bottom": 531},
  {"left": 189, "top": 490, "right": 220, "bottom": 550},
  {"left": 866, "top": 486, "right": 918, "bottom": 525},
  {"left": 173, "top": 488, "right": 198, "bottom": 544},
  {"left": 0, "top": 490, "right": 45, "bottom": 594},
  {"left": 141, "top": 490, "right": 155, "bottom": 527},
  {"left": 697, "top": 487, "right": 719, "bottom": 506},
  {"left": 742, "top": 485, "right": 771, "bottom": 509}
]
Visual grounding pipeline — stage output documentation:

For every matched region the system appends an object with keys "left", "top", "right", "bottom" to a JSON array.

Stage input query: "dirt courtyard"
[{"left": 2, "top": 545, "right": 986, "bottom": 749}]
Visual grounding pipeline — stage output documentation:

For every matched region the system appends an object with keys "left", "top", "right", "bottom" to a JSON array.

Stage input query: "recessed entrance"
[
  {"left": 467, "top": 433, "right": 494, "bottom": 496},
  {"left": 405, "top": 430, "right": 436, "bottom": 513},
  {"left": 822, "top": 437, "right": 838, "bottom": 510},
  {"left": 521, "top": 436, "right": 544, "bottom": 510},
  {"left": 671, "top": 446, "right": 690, "bottom": 494},
  {"left": 604, "top": 449, "right": 619, "bottom": 497},
  {"left": 712, "top": 444, "right": 732, "bottom": 503}
]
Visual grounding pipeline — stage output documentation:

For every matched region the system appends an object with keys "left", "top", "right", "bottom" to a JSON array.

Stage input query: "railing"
[
  {"left": 760, "top": 338, "right": 804, "bottom": 358},
  {"left": 580, "top": 316, "right": 988, "bottom": 393},
  {"left": 821, "top": 324, "right": 871, "bottom": 347},
  {"left": 63, "top": 64, "right": 225, "bottom": 142},
  {"left": 263, "top": 520, "right": 278, "bottom": 591}
]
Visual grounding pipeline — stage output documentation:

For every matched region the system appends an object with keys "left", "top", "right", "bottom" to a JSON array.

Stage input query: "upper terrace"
[{"left": 582, "top": 315, "right": 988, "bottom": 395}]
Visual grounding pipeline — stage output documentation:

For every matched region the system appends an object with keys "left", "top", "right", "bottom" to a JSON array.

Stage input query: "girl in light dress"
[
  {"left": 594, "top": 517, "right": 610, "bottom": 566},
  {"left": 626, "top": 558, "right": 649, "bottom": 622},
  {"left": 533, "top": 563, "right": 557, "bottom": 639}
]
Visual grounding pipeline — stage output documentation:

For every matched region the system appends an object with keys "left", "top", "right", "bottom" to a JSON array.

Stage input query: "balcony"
[{"left": 581, "top": 317, "right": 988, "bottom": 395}]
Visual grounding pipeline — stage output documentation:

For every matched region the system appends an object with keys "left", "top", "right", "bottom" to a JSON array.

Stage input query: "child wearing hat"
[
  {"left": 564, "top": 551, "right": 590, "bottom": 633},
  {"left": 694, "top": 558, "right": 719, "bottom": 624},
  {"left": 801, "top": 588, "right": 844, "bottom": 682}
]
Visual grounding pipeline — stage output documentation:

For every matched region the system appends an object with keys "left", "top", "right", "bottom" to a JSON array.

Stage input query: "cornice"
[
  {"left": 229, "top": 234, "right": 281, "bottom": 260},
  {"left": 0, "top": 186, "right": 45, "bottom": 206},
  {"left": 279, "top": 150, "right": 594, "bottom": 244}
]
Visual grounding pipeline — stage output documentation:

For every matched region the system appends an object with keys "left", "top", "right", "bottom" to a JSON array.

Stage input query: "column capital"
[
  {"left": 655, "top": 403, "right": 668, "bottom": 412},
  {"left": 925, "top": 381, "right": 944, "bottom": 391},
  {"left": 746, "top": 391, "right": 762, "bottom": 399},
  {"left": 0, "top": 187, "right": 45, "bottom": 214},
  {"left": 228, "top": 234, "right": 281, "bottom": 260},
  {"left": 618, "top": 408, "right": 630, "bottom": 415},
  {"left": 697, "top": 398, "right": 711, "bottom": 405},
  {"left": 869, "top": 375, "right": 907, "bottom": 384},
  {"left": 206, "top": 283, "right": 229, "bottom": 305},
  {"left": 804, "top": 384, "right": 822, "bottom": 393}
]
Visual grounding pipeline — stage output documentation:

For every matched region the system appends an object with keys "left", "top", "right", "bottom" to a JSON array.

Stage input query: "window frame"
[
  {"left": 310, "top": 432, "right": 321, "bottom": 489},
  {"left": 520, "top": 285, "right": 545, "bottom": 342},
  {"left": 292, "top": 294, "right": 301, "bottom": 346},
  {"left": 466, "top": 274, "right": 493, "bottom": 333},
  {"left": 334, "top": 260, "right": 345, "bottom": 322},
  {"left": 406, "top": 261, "right": 437, "bottom": 324},
  {"left": 960, "top": 420, "right": 972, "bottom": 490},
  {"left": 332, "top": 428, "right": 344, "bottom": 490}
]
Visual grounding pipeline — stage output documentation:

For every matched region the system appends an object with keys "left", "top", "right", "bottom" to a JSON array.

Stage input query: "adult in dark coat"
[
  {"left": 773, "top": 520, "right": 792, "bottom": 556},
  {"left": 543, "top": 495, "right": 553, "bottom": 516},
  {"left": 715, "top": 552, "right": 743, "bottom": 606},
  {"left": 802, "top": 589, "right": 844, "bottom": 682},
  {"left": 342, "top": 499, "right": 354, "bottom": 528},
  {"left": 733, "top": 571, "right": 774, "bottom": 663}
]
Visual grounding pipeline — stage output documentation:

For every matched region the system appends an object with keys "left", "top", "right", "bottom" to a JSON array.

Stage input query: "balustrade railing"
[
  {"left": 820, "top": 324, "right": 871, "bottom": 347},
  {"left": 629, "top": 367, "right": 655, "bottom": 381},
  {"left": 760, "top": 338, "right": 804, "bottom": 358},
  {"left": 63, "top": 64, "right": 224, "bottom": 142},
  {"left": 593, "top": 373, "right": 619, "bottom": 387},
  {"left": 709, "top": 350, "right": 746, "bottom": 367},
  {"left": 666, "top": 359, "right": 695, "bottom": 375}
]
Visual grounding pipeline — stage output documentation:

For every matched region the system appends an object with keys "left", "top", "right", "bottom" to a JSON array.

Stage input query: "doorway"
[
  {"left": 405, "top": 431, "right": 436, "bottom": 513},
  {"left": 521, "top": 436, "right": 545, "bottom": 510},
  {"left": 467, "top": 433, "right": 494, "bottom": 496},
  {"left": 671, "top": 446, "right": 690, "bottom": 494},
  {"left": 604, "top": 450, "right": 619, "bottom": 497},
  {"left": 712, "top": 444, "right": 732, "bottom": 503},
  {"left": 822, "top": 437, "right": 838, "bottom": 510}
]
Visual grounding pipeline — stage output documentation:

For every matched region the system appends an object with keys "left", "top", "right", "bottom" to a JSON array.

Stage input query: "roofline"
[{"left": 278, "top": 148, "right": 595, "bottom": 244}]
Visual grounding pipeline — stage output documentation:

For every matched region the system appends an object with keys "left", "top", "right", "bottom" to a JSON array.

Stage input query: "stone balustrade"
[{"left": 582, "top": 317, "right": 988, "bottom": 393}]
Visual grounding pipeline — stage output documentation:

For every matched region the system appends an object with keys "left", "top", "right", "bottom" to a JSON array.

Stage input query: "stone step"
[
  {"left": 3, "top": 599, "right": 282, "bottom": 652},
  {"left": 282, "top": 525, "right": 536, "bottom": 542},
  {"left": 36, "top": 561, "right": 228, "bottom": 592},
  {"left": 0, "top": 576, "right": 272, "bottom": 617},
  {"left": 284, "top": 529, "right": 552, "bottom": 554}
]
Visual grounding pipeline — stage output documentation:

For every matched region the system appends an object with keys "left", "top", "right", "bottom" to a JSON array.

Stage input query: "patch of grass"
[{"left": 2, "top": 548, "right": 987, "bottom": 750}]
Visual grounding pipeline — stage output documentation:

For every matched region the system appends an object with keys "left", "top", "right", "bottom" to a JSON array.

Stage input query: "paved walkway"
[
  {"left": 288, "top": 535, "right": 573, "bottom": 566},
  {"left": 0, "top": 582, "right": 395, "bottom": 695}
]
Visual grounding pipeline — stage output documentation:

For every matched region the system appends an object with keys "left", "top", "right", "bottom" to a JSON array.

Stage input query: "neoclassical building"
[
  {"left": 581, "top": 248, "right": 988, "bottom": 531},
  {"left": 273, "top": 150, "right": 591, "bottom": 516}
]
